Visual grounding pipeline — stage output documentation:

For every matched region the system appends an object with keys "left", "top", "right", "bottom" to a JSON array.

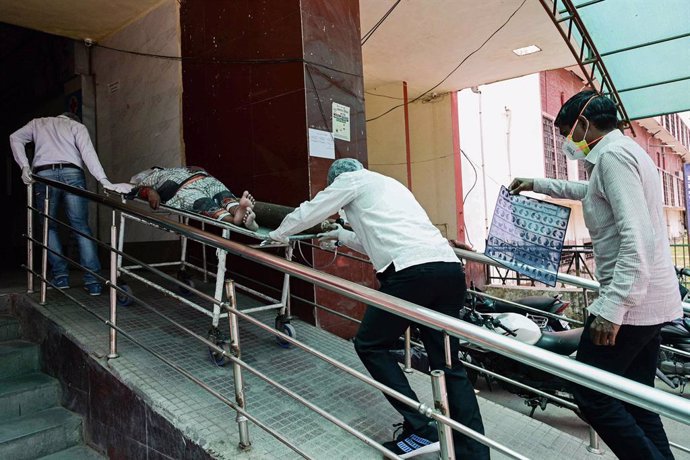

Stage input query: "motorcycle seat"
[
  {"left": 661, "top": 319, "right": 690, "bottom": 340},
  {"left": 535, "top": 328, "right": 583, "bottom": 355},
  {"left": 494, "top": 296, "right": 556, "bottom": 314}
]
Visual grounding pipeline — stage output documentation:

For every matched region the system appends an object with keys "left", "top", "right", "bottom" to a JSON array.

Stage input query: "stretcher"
[{"left": 115, "top": 198, "right": 318, "bottom": 365}]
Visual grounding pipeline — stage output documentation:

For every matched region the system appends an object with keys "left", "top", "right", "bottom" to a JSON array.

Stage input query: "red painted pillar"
[{"left": 179, "top": 0, "right": 370, "bottom": 337}]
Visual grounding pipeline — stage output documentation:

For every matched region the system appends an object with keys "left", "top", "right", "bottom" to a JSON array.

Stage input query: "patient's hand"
[{"left": 147, "top": 190, "right": 161, "bottom": 210}]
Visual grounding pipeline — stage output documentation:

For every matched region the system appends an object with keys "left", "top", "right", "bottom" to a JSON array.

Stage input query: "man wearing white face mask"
[{"left": 509, "top": 91, "right": 680, "bottom": 460}]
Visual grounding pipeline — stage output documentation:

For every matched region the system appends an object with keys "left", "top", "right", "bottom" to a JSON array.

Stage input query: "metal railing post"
[
  {"left": 225, "top": 280, "right": 251, "bottom": 450},
  {"left": 403, "top": 328, "right": 413, "bottom": 373},
  {"left": 40, "top": 186, "right": 50, "bottom": 305},
  {"left": 108, "top": 210, "right": 119, "bottom": 359},
  {"left": 201, "top": 221, "right": 208, "bottom": 283},
  {"left": 27, "top": 183, "right": 34, "bottom": 293},
  {"left": 587, "top": 426, "right": 603, "bottom": 455},
  {"left": 431, "top": 370, "right": 455, "bottom": 460}
]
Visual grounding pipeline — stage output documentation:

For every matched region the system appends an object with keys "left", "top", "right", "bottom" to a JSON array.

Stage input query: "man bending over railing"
[{"left": 267, "top": 158, "right": 489, "bottom": 459}]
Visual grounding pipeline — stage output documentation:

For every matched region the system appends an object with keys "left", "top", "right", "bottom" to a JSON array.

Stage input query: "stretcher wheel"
[
  {"left": 275, "top": 317, "right": 296, "bottom": 348},
  {"left": 208, "top": 328, "right": 232, "bottom": 366},
  {"left": 117, "top": 283, "right": 133, "bottom": 306}
]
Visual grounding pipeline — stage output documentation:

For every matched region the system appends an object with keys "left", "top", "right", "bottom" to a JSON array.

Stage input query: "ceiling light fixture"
[{"left": 512, "top": 45, "right": 541, "bottom": 56}]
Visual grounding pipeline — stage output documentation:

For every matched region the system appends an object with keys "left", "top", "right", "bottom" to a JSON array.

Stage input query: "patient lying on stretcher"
[{"left": 127, "top": 166, "right": 259, "bottom": 231}]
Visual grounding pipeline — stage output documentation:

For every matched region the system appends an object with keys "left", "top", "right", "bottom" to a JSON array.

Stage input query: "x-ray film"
[{"left": 485, "top": 186, "right": 571, "bottom": 287}]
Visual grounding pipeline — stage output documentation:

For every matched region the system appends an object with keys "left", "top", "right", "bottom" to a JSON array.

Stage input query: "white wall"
[
  {"left": 458, "top": 74, "right": 543, "bottom": 250},
  {"left": 365, "top": 83, "right": 458, "bottom": 238},
  {"left": 92, "top": 1, "right": 183, "bottom": 242}
]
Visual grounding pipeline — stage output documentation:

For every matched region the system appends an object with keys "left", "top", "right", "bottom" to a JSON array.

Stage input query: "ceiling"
[
  {"left": 0, "top": 0, "right": 165, "bottom": 41},
  {"left": 359, "top": 0, "right": 576, "bottom": 95}
]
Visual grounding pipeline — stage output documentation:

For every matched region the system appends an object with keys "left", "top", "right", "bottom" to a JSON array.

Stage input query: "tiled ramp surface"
[{"left": 21, "top": 277, "right": 620, "bottom": 460}]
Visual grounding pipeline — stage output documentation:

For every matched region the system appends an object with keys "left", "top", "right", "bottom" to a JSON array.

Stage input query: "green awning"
[{"left": 563, "top": 0, "right": 690, "bottom": 120}]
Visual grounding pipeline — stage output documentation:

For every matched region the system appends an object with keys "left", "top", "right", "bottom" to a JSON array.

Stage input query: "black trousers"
[
  {"left": 354, "top": 262, "right": 489, "bottom": 459},
  {"left": 574, "top": 315, "right": 673, "bottom": 460}
]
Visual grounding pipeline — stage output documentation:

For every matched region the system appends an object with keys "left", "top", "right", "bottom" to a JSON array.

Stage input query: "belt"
[{"left": 33, "top": 163, "right": 81, "bottom": 173}]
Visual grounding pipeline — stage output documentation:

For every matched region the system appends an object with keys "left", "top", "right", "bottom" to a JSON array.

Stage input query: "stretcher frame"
[{"left": 116, "top": 199, "right": 316, "bottom": 336}]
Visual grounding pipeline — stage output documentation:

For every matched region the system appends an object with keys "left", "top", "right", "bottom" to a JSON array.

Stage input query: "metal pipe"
[
  {"left": 443, "top": 333, "right": 452, "bottom": 368},
  {"left": 456, "top": 248, "right": 690, "bottom": 316},
  {"left": 459, "top": 359, "right": 577, "bottom": 410},
  {"left": 670, "top": 442, "right": 690, "bottom": 454},
  {"left": 27, "top": 183, "right": 34, "bottom": 293},
  {"left": 28, "top": 176, "right": 690, "bottom": 424},
  {"left": 404, "top": 328, "right": 413, "bottom": 373},
  {"left": 431, "top": 370, "right": 455, "bottom": 460},
  {"left": 587, "top": 427, "right": 603, "bottom": 455},
  {"left": 201, "top": 221, "right": 208, "bottom": 283},
  {"left": 108, "top": 211, "right": 119, "bottom": 358},
  {"left": 24, "top": 276, "right": 311, "bottom": 459},
  {"left": 225, "top": 281, "right": 251, "bottom": 450},
  {"left": 228, "top": 304, "right": 527, "bottom": 459},
  {"left": 471, "top": 86, "right": 490, "bottom": 238},
  {"left": 467, "top": 289, "right": 583, "bottom": 326},
  {"left": 40, "top": 186, "right": 50, "bottom": 305}
]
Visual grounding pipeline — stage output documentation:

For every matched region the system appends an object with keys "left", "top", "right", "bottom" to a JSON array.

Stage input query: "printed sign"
[
  {"left": 485, "top": 186, "right": 571, "bottom": 287},
  {"left": 332, "top": 102, "right": 351, "bottom": 141},
  {"left": 308, "top": 128, "right": 335, "bottom": 159}
]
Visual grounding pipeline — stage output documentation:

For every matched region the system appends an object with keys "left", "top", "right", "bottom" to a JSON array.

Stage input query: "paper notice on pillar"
[
  {"left": 332, "top": 102, "right": 351, "bottom": 141},
  {"left": 485, "top": 186, "right": 570, "bottom": 287},
  {"left": 308, "top": 128, "right": 335, "bottom": 159}
]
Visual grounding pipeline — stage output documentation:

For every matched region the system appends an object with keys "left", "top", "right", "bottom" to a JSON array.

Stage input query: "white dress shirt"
[
  {"left": 269, "top": 169, "right": 459, "bottom": 273},
  {"left": 534, "top": 130, "right": 682, "bottom": 325},
  {"left": 9, "top": 115, "right": 107, "bottom": 182}
]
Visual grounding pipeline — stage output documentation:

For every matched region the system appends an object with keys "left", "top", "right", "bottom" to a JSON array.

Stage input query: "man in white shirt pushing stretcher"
[{"left": 268, "top": 158, "right": 488, "bottom": 459}]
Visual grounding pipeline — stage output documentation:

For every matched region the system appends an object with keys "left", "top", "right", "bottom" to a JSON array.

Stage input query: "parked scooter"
[
  {"left": 655, "top": 267, "right": 690, "bottom": 393},
  {"left": 458, "top": 307, "right": 584, "bottom": 417},
  {"left": 466, "top": 283, "right": 572, "bottom": 332}
]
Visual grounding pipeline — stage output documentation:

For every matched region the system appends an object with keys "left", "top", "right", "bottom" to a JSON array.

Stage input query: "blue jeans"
[{"left": 34, "top": 168, "right": 101, "bottom": 286}]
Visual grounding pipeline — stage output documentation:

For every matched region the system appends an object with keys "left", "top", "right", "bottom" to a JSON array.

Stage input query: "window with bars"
[
  {"left": 578, "top": 163, "right": 589, "bottom": 181},
  {"left": 542, "top": 115, "right": 568, "bottom": 180}
]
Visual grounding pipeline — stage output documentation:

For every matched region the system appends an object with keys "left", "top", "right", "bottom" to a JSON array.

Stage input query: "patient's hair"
[
  {"left": 327, "top": 158, "right": 364, "bottom": 185},
  {"left": 555, "top": 90, "right": 618, "bottom": 131}
]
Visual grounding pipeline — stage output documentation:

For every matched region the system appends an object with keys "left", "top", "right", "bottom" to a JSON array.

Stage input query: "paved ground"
[{"left": 2, "top": 269, "right": 686, "bottom": 459}]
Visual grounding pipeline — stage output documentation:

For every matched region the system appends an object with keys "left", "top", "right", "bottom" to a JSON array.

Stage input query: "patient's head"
[
  {"left": 130, "top": 168, "right": 157, "bottom": 185},
  {"left": 327, "top": 158, "right": 364, "bottom": 185}
]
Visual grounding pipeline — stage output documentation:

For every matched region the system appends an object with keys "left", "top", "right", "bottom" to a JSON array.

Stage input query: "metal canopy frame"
[{"left": 538, "top": 0, "right": 634, "bottom": 131}]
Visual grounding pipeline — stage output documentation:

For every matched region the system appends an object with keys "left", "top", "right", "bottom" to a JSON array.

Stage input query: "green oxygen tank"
[{"left": 253, "top": 201, "right": 333, "bottom": 235}]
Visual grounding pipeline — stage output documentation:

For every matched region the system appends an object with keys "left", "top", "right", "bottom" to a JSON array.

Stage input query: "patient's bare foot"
[
  {"left": 231, "top": 191, "right": 255, "bottom": 227},
  {"left": 243, "top": 209, "right": 259, "bottom": 231}
]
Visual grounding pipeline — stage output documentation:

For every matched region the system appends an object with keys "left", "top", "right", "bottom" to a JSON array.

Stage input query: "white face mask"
[{"left": 562, "top": 137, "right": 588, "bottom": 161}]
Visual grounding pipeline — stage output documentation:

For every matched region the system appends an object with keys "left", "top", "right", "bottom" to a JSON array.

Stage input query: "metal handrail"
[
  {"left": 455, "top": 248, "right": 690, "bottom": 316},
  {"left": 31, "top": 176, "right": 690, "bottom": 426}
]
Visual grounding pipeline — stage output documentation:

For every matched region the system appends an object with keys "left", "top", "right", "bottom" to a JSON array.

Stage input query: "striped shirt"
[{"left": 534, "top": 130, "right": 682, "bottom": 325}]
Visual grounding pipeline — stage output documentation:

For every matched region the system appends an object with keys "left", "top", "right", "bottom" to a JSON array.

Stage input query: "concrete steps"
[
  {"left": 38, "top": 445, "right": 108, "bottom": 460},
  {"left": 0, "top": 315, "right": 105, "bottom": 460},
  {"left": 0, "top": 407, "right": 83, "bottom": 460}
]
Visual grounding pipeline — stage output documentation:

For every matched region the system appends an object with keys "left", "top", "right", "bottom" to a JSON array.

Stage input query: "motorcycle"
[
  {"left": 655, "top": 267, "right": 690, "bottom": 393},
  {"left": 458, "top": 307, "right": 584, "bottom": 417},
  {"left": 657, "top": 317, "right": 690, "bottom": 393},
  {"left": 466, "top": 283, "right": 572, "bottom": 332}
]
